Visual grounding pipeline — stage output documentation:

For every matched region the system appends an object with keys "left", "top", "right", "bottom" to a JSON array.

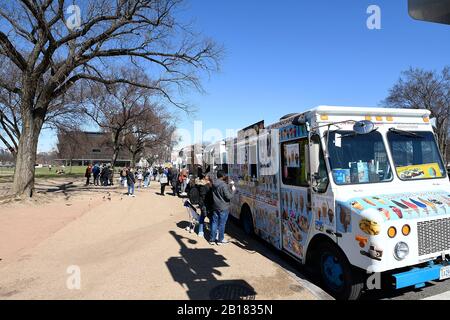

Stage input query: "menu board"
[{"left": 397, "top": 163, "right": 443, "bottom": 180}]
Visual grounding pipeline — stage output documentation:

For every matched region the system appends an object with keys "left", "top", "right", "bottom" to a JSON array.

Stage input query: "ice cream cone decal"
[
  {"left": 351, "top": 201, "right": 364, "bottom": 211},
  {"left": 289, "top": 192, "right": 292, "bottom": 209},
  {"left": 378, "top": 208, "right": 391, "bottom": 220},
  {"left": 439, "top": 195, "right": 450, "bottom": 206},
  {"left": 418, "top": 197, "right": 438, "bottom": 213},
  {"left": 363, "top": 198, "right": 376, "bottom": 206},
  {"left": 401, "top": 200, "right": 420, "bottom": 215},
  {"left": 390, "top": 206, "right": 403, "bottom": 219},
  {"left": 299, "top": 195, "right": 304, "bottom": 213},
  {"left": 429, "top": 198, "right": 443, "bottom": 205},
  {"left": 410, "top": 198, "right": 428, "bottom": 215},
  {"left": 373, "top": 197, "right": 386, "bottom": 205},
  {"left": 391, "top": 200, "right": 409, "bottom": 209},
  {"left": 428, "top": 198, "right": 446, "bottom": 213}
]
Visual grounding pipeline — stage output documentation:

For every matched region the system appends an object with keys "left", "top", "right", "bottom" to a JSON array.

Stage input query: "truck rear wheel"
[
  {"left": 318, "top": 242, "right": 364, "bottom": 300},
  {"left": 241, "top": 207, "right": 254, "bottom": 236}
]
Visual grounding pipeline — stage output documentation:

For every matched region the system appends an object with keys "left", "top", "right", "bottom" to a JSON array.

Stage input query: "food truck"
[{"left": 219, "top": 106, "right": 450, "bottom": 300}]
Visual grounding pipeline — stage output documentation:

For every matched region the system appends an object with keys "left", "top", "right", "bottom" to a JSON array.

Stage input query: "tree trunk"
[
  {"left": 131, "top": 152, "right": 138, "bottom": 168},
  {"left": 11, "top": 110, "right": 44, "bottom": 198},
  {"left": 111, "top": 148, "right": 120, "bottom": 169},
  {"left": 436, "top": 119, "right": 448, "bottom": 164}
]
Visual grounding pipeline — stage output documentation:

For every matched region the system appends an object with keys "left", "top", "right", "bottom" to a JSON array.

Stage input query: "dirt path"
[{"left": 0, "top": 183, "right": 326, "bottom": 300}]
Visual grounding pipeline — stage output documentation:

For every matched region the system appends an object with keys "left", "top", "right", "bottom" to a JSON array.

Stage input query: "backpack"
[
  {"left": 188, "top": 185, "right": 200, "bottom": 205},
  {"left": 160, "top": 173, "right": 168, "bottom": 184}
]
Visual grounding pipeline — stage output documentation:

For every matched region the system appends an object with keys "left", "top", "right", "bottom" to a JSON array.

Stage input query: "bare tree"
[
  {"left": 83, "top": 79, "right": 152, "bottom": 168},
  {"left": 0, "top": 60, "right": 86, "bottom": 160},
  {"left": 383, "top": 67, "right": 450, "bottom": 163},
  {"left": 0, "top": 148, "right": 14, "bottom": 163},
  {"left": 0, "top": 0, "right": 221, "bottom": 197},
  {"left": 124, "top": 105, "right": 176, "bottom": 167},
  {"left": 36, "top": 150, "right": 58, "bottom": 165}
]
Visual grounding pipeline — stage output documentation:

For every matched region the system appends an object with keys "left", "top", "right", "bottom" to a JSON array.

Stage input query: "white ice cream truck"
[{"left": 217, "top": 106, "right": 450, "bottom": 300}]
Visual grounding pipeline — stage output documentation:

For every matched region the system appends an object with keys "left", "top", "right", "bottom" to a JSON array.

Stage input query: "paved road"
[
  {"left": 0, "top": 185, "right": 328, "bottom": 300},
  {"left": 361, "top": 277, "right": 450, "bottom": 300},
  {"left": 253, "top": 236, "right": 450, "bottom": 300},
  {"left": 1, "top": 182, "right": 448, "bottom": 300}
]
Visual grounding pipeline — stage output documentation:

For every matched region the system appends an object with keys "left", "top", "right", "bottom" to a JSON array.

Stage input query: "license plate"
[{"left": 440, "top": 266, "right": 450, "bottom": 281}]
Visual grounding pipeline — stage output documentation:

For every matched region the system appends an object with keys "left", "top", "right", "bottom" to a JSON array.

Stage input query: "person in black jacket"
[
  {"left": 209, "top": 170, "right": 236, "bottom": 245},
  {"left": 195, "top": 174, "right": 212, "bottom": 237},
  {"left": 126, "top": 168, "right": 136, "bottom": 197},
  {"left": 171, "top": 168, "right": 180, "bottom": 196}
]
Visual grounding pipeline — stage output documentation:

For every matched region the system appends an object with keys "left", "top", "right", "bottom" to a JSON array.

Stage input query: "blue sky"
[{"left": 37, "top": 0, "right": 450, "bottom": 152}]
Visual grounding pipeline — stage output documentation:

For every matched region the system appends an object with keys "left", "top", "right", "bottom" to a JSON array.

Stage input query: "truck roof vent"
[{"left": 280, "top": 113, "right": 299, "bottom": 121}]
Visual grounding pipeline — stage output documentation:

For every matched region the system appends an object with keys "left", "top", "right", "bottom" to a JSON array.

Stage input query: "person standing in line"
[
  {"left": 194, "top": 174, "right": 212, "bottom": 238},
  {"left": 143, "top": 167, "right": 151, "bottom": 187},
  {"left": 85, "top": 164, "right": 92, "bottom": 186},
  {"left": 209, "top": 170, "right": 236, "bottom": 245},
  {"left": 136, "top": 169, "right": 143, "bottom": 189},
  {"left": 92, "top": 163, "right": 101, "bottom": 186},
  {"left": 100, "top": 164, "right": 107, "bottom": 186},
  {"left": 159, "top": 167, "right": 169, "bottom": 196},
  {"left": 126, "top": 168, "right": 136, "bottom": 197},
  {"left": 107, "top": 164, "right": 114, "bottom": 186},
  {"left": 120, "top": 167, "right": 128, "bottom": 187},
  {"left": 171, "top": 168, "right": 180, "bottom": 196},
  {"left": 153, "top": 167, "right": 158, "bottom": 181},
  {"left": 179, "top": 167, "right": 189, "bottom": 196}
]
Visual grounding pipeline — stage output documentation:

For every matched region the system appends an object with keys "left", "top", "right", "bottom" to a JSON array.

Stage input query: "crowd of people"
[
  {"left": 84, "top": 163, "right": 237, "bottom": 245},
  {"left": 84, "top": 163, "right": 115, "bottom": 187},
  {"left": 186, "top": 170, "right": 236, "bottom": 246}
]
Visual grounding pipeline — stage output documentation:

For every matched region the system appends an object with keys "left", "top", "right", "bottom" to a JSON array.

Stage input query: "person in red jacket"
[
  {"left": 85, "top": 164, "right": 92, "bottom": 186},
  {"left": 179, "top": 167, "right": 189, "bottom": 196}
]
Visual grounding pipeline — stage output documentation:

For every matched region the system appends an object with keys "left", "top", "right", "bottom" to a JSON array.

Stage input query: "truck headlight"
[{"left": 394, "top": 242, "right": 409, "bottom": 261}]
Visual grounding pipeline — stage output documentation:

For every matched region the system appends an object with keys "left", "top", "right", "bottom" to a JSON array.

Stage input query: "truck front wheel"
[{"left": 318, "top": 243, "right": 364, "bottom": 300}]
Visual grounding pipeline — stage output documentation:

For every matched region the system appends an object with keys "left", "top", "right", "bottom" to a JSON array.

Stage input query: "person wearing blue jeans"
[
  {"left": 194, "top": 174, "right": 212, "bottom": 237},
  {"left": 126, "top": 169, "right": 136, "bottom": 197},
  {"left": 210, "top": 210, "right": 229, "bottom": 243},
  {"left": 209, "top": 170, "right": 236, "bottom": 245}
]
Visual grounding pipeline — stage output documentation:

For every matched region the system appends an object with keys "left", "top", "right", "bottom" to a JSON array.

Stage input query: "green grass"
[{"left": 0, "top": 166, "right": 86, "bottom": 179}]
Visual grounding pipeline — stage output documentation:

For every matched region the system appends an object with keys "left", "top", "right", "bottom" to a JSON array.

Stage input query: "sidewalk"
[{"left": 0, "top": 184, "right": 330, "bottom": 300}]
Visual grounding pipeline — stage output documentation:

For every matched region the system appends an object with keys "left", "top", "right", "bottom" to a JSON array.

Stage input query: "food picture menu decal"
[{"left": 285, "top": 143, "right": 300, "bottom": 168}]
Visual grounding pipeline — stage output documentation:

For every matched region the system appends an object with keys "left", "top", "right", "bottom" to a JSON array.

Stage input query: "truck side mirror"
[
  {"left": 308, "top": 134, "right": 322, "bottom": 191},
  {"left": 309, "top": 141, "right": 321, "bottom": 178},
  {"left": 408, "top": 0, "right": 450, "bottom": 25}
]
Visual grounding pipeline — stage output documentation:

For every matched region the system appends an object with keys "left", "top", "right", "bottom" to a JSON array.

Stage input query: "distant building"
[{"left": 56, "top": 131, "right": 131, "bottom": 167}]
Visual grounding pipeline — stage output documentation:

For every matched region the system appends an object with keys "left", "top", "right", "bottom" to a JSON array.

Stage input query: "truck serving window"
[
  {"left": 327, "top": 131, "right": 393, "bottom": 185},
  {"left": 281, "top": 138, "right": 309, "bottom": 187},
  {"left": 387, "top": 130, "right": 446, "bottom": 181}
]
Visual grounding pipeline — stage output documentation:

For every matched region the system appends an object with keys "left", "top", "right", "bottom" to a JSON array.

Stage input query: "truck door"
[
  {"left": 308, "top": 134, "right": 336, "bottom": 241},
  {"left": 279, "top": 136, "right": 312, "bottom": 260}
]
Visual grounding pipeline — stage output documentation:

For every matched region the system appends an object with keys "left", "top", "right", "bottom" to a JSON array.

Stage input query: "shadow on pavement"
[
  {"left": 166, "top": 230, "right": 257, "bottom": 300},
  {"left": 224, "top": 218, "right": 419, "bottom": 300},
  {"left": 175, "top": 215, "right": 320, "bottom": 289}
]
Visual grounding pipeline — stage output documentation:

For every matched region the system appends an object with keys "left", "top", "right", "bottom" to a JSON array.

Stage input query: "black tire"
[
  {"left": 317, "top": 242, "right": 364, "bottom": 300},
  {"left": 241, "top": 207, "right": 254, "bottom": 236}
]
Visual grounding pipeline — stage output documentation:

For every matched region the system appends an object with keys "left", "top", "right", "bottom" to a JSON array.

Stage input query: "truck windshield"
[
  {"left": 387, "top": 130, "right": 446, "bottom": 180},
  {"left": 327, "top": 131, "right": 393, "bottom": 185}
]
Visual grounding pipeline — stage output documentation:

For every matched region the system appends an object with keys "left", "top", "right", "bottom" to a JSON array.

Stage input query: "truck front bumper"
[{"left": 393, "top": 260, "right": 450, "bottom": 290}]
